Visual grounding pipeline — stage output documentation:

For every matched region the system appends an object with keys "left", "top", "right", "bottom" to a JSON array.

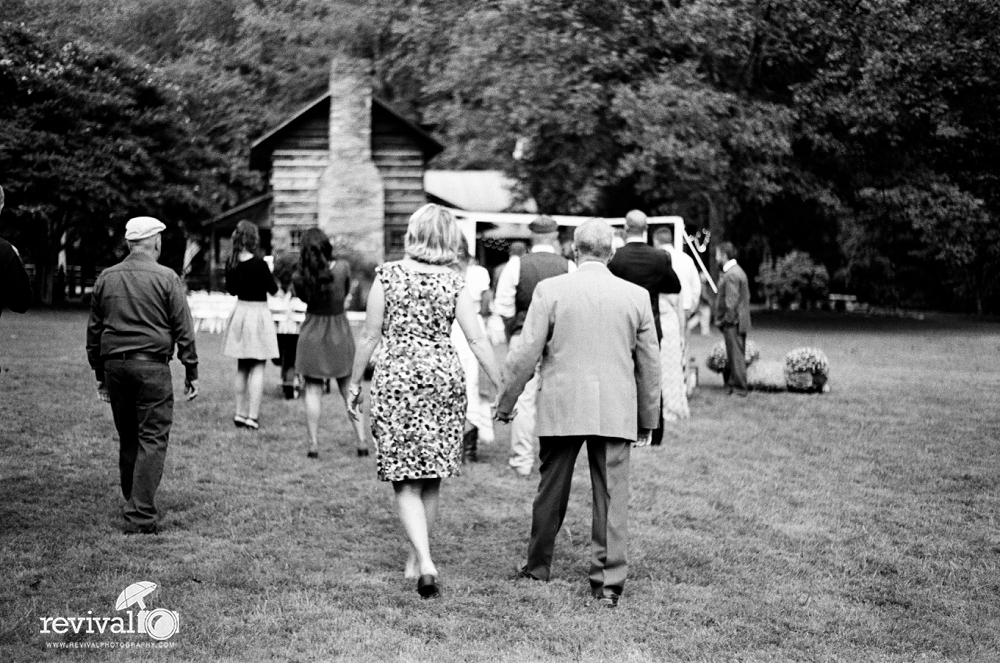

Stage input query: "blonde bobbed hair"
[{"left": 404, "top": 203, "right": 460, "bottom": 265}]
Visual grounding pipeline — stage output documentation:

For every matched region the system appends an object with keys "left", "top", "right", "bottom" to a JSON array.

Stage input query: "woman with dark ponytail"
[
  {"left": 222, "top": 220, "right": 279, "bottom": 430},
  {"left": 294, "top": 228, "right": 368, "bottom": 458}
]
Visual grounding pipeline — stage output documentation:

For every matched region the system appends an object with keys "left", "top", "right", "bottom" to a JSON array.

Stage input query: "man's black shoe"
[{"left": 514, "top": 562, "right": 542, "bottom": 581}]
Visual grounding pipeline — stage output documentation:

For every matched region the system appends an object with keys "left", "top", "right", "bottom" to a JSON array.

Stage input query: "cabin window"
[
  {"left": 289, "top": 228, "right": 305, "bottom": 251},
  {"left": 388, "top": 229, "right": 407, "bottom": 252}
]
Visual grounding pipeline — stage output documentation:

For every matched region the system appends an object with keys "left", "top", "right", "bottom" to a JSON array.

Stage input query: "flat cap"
[
  {"left": 528, "top": 215, "right": 558, "bottom": 234},
  {"left": 125, "top": 216, "right": 166, "bottom": 241}
]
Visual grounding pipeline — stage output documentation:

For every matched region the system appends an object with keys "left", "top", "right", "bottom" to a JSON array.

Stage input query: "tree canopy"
[{"left": 2, "top": 0, "right": 998, "bottom": 312}]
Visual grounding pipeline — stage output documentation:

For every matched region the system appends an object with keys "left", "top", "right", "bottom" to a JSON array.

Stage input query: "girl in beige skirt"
[{"left": 222, "top": 221, "right": 279, "bottom": 430}]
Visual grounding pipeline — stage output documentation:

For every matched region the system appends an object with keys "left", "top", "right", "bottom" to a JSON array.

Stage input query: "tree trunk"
[
  {"left": 35, "top": 217, "right": 66, "bottom": 305},
  {"left": 700, "top": 191, "right": 727, "bottom": 277}
]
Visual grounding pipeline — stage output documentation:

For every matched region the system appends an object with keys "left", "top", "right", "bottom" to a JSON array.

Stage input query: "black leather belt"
[{"left": 102, "top": 352, "right": 169, "bottom": 364}]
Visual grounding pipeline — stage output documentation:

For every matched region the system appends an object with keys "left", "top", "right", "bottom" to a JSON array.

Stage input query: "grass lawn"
[{"left": 2, "top": 309, "right": 999, "bottom": 662}]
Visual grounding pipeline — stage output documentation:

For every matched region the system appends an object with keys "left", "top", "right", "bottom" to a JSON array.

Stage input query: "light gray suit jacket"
[{"left": 498, "top": 262, "right": 661, "bottom": 441}]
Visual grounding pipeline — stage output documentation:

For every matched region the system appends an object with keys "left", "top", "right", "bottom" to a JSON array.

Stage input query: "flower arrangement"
[
  {"left": 784, "top": 347, "right": 830, "bottom": 392},
  {"left": 706, "top": 340, "right": 761, "bottom": 374}
]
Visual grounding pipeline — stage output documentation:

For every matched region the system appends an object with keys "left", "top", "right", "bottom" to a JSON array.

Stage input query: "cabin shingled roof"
[{"left": 249, "top": 93, "right": 444, "bottom": 171}]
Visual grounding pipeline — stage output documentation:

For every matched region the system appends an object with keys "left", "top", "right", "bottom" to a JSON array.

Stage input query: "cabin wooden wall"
[
  {"left": 269, "top": 150, "right": 324, "bottom": 253},
  {"left": 372, "top": 106, "right": 429, "bottom": 261},
  {"left": 253, "top": 97, "right": 435, "bottom": 260}
]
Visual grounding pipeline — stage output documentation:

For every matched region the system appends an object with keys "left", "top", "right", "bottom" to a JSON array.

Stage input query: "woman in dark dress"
[
  {"left": 295, "top": 228, "right": 368, "bottom": 458},
  {"left": 347, "top": 204, "right": 501, "bottom": 599},
  {"left": 222, "top": 221, "right": 279, "bottom": 430}
]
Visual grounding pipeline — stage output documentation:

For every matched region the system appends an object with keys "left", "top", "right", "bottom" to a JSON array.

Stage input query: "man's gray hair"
[
  {"left": 574, "top": 219, "right": 614, "bottom": 261},
  {"left": 127, "top": 235, "right": 160, "bottom": 253},
  {"left": 624, "top": 209, "right": 647, "bottom": 236}
]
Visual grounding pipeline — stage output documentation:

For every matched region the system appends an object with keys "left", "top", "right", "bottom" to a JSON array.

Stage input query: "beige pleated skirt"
[{"left": 222, "top": 301, "right": 280, "bottom": 360}]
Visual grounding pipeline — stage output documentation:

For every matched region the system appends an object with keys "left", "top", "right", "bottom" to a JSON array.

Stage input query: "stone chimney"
[{"left": 318, "top": 56, "right": 385, "bottom": 262}]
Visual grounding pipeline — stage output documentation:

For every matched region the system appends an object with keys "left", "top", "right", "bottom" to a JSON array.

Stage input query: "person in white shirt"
[
  {"left": 653, "top": 226, "right": 701, "bottom": 353},
  {"left": 494, "top": 216, "right": 576, "bottom": 477},
  {"left": 451, "top": 236, "right": 496, "bottom": 459}
]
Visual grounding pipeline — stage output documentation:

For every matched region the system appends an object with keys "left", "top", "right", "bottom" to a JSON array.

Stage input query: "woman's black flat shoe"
[
  {"left": 307, "top": 450, "right": 319, "bottom": 459},
  {"left": 356, "top": 448, "right": 370, "bottom": 457},
  {"left": 417, "top": 574, "right": 439, "bottom": 599}
]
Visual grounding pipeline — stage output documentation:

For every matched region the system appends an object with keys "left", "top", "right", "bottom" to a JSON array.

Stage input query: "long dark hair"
[
  {"left": 228, "top": 220, "right": 260, "bottom": 269},
  {"left": 298, "top": 227, "right": 334, "bottom": 303}
]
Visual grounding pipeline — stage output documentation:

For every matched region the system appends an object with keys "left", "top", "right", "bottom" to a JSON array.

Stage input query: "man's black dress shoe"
[
  {"left": 124, "top": 523, "right": 159, "bottom": 536},
  {"left": 417, "top": 574, "right": 440, "bottom": 599},
  {"left": 514, "top": 561, "right": 542, "bottom": 581}
]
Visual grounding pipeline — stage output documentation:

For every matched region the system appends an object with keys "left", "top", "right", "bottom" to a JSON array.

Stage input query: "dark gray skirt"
[{"left": 294, "top": 313, "right": 355, "bottom": 379}]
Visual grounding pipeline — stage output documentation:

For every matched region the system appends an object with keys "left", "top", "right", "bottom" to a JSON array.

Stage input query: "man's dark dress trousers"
[{"left": 86, "top": 253, "right": 198, "bottom": 532}]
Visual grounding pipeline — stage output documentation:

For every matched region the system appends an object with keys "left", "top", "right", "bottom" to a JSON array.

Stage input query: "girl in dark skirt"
[
  {"left": 222, "top": 221, "right": 279, "bottom": 430},
  {"left": 294, "top": 228, "right": 368, "bottom": 458}
]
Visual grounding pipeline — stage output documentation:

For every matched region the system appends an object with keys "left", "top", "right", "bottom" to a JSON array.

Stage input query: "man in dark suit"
[
  {"left": 608, "top": 209, "right": 680, "bottom": 445},
  {"left": 608, "top": 210, "right": 681, "bottom": 342},
  {"left": 713, "top": 241, "right": 752, "bottom": 396},
  {"left": 497, "top": 219, "right": 661, "bottom": 609}
]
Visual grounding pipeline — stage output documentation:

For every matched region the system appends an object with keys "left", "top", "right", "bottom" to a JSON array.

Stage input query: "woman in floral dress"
[{"left": 348, "top": 204, "right": 502, "bottom": 599}]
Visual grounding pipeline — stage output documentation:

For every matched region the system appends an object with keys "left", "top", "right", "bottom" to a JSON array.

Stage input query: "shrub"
[
  {"left": 706, "top": 340, "right": 761, "bottom": 373},
  {"left": 784, "top": 347, "right": 831, "bottom": 393},
  {"left": 758, "top": 251, "right": 830, "bottom": 309}
]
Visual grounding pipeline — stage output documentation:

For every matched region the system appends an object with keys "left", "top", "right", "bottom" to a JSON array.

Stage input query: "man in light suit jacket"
[
  {"left": 496, "top": 219, "right": 661, "bottom": 608},
  {"left": 713, "top": 241, "right": 752, "bottom": 396}
]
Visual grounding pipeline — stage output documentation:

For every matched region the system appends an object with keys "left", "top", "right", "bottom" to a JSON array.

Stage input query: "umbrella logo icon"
[
  {"left": 115, "top": 582, "right": 180, "bottom": 641},
  {"left": 115, "top": 582, "right": 158, "bottom": 611}
]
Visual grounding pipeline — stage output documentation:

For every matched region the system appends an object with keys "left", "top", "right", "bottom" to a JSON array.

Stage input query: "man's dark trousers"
[
  {"left": 104, "top": 359, "right": 173, "bottom": 531},
  {"left": 721, "top": 324, "right": 748, "bottom": 393},
  {"left": 523, "top": 435, "right": 631, "bottom": 599}
]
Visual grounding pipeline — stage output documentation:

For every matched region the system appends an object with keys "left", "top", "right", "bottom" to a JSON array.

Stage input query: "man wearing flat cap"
[
  {"left": 494, "top": 215, "right": 575, "bottom": 476},
  {"left": 87, "top": 216, "right": 199, "bottom": 535}
]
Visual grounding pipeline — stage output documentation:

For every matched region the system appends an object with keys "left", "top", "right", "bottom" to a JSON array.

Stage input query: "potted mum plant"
[
  {"left": 706, "top": 340, "right": 761, "bottom": 374},
  {"left": 784, "top": 347, "right": 830, "bottom": 393}
]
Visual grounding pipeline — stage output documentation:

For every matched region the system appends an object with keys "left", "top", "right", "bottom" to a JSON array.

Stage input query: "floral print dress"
[{"left": 371, "top": 263, "right": 467, "bottom": 482}]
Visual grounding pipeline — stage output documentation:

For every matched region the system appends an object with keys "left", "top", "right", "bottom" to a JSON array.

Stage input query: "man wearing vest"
[{"left": 494, "top": 215, "right": 575, "bottom": 476}]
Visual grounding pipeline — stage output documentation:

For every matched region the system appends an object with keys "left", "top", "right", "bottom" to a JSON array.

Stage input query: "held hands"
[
  {"left": 492, "top": 400, "right": 516, "bottom": 424},
  {"left": 97, "top": 382, "right": 111, "bottom": 403},
  {"left": 633, "top": 428, "right": 652, "bottom": 448},
  {"left": 347, "top": 383, "right": 363, "bottom": 422}
]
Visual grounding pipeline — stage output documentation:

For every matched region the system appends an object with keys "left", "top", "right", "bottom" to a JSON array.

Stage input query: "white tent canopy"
[
  {"left": 448, "top": 209, "right": 686, "bottom": 251},
  {"left": 448, "top": 209, "right": 716, "bottom": 293}
]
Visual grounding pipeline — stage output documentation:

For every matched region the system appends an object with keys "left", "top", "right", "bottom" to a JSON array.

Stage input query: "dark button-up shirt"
[{"left": 86, "top": 252, "right": 198, "bottom": 382}]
